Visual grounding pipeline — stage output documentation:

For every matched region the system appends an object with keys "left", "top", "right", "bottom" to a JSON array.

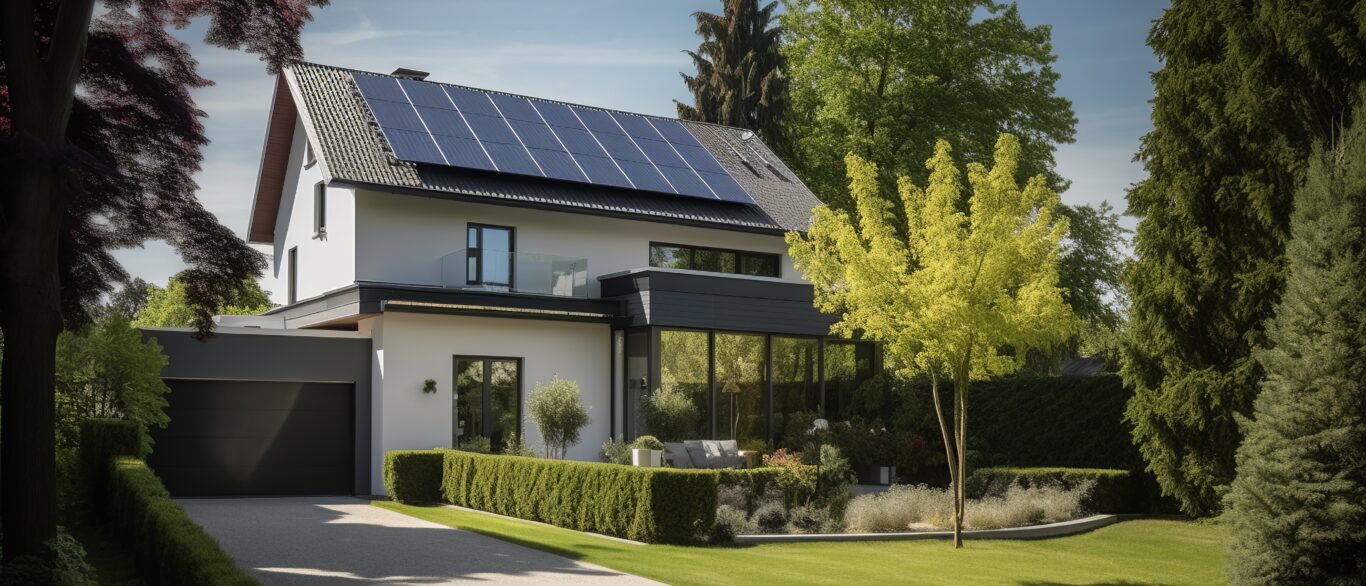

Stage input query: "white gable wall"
[
  {"left": 263, "top": 120, "right": 356, "bottom": 305},
  {"left": 352, "top": 188, "right": 802, "bottom": 296}
]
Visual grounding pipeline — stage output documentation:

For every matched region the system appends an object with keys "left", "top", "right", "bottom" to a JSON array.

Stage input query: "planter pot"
[{"left": 632, "top": 448, "right": 663, "bottom": 467}]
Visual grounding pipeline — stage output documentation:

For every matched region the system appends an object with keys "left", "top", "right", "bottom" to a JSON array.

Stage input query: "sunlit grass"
[{"left": 375, "top": 500, "right": 1225, "bottom": 586}]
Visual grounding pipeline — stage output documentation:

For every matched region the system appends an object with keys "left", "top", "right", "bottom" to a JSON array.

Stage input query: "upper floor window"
[
  {"left": 313, "top": 182, "right": 326, "bottom": 237},
  {"left": 649, "top": 242, "right": 779, "bottom": 277},
  {"left": 287, "top": 246, "right": 299, "bottom": 304},
  {"left": 467, "top": 224, "right": 515, "bottom": 288}
]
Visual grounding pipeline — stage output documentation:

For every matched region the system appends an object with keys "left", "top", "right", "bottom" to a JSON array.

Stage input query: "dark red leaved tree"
[{"left": 0, "top": 0, "right": 326, "bottom": 559}]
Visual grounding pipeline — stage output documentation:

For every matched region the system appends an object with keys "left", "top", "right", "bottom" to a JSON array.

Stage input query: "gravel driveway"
[{"left": 178, "top": 496, "right": 659, "bottom": 585}]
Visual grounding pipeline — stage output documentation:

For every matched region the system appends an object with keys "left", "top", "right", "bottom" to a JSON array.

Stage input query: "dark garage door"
[{"left": 148, "top": 379, "right": 354, "bottom": 496}]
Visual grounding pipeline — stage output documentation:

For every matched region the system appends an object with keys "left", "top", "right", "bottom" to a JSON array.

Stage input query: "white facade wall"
[
  {"left": 353, "top": 189, "right": 801, "bottom": 297},
  {"left": 365, "top": 311, "right": 611, "bottom": 495},
  {"left": 263, "top": 121, "right": 356, "bottom": 305}
]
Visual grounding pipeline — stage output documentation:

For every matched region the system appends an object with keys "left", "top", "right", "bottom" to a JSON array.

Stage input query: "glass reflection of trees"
[
  {"left": 772, "top": 336, "right": 819, "bottom": 448},
  {"left": 715, "top": 333, "right": 765, "bottom": 444},
  {"left": 658, "top": 330, "right": 710, "bottom": 438}
]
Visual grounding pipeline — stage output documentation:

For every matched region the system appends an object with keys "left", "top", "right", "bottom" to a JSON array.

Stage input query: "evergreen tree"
[
  {"left": 677, "top": 0, "right": 788, "bottom": 153},
  {"left": 1122, "top": 0, "right": 1366, "bottom": 516},
  {"left": 1223, "top": 106, "right": 1366, "bottom": 585}
]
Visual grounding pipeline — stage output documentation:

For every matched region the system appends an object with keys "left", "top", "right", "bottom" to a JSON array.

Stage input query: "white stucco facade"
[{"left": 362, "top": 312, "right": 611, "bottom": 494}]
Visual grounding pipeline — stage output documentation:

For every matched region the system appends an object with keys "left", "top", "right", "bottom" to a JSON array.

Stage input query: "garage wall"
[
  {"left": 143, "top": 327, "right": 372, "bottom": 495},
  {"left": 368, "top": 312, "right": 611, "bottom": 495}
]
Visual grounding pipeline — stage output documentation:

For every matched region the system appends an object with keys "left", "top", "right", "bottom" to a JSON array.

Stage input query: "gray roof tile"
[{"left": 287, "top": 62, "right": 818, "bottom": 234}]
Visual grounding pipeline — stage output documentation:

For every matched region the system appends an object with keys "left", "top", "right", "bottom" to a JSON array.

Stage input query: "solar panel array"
[{"left": 351, "top": 73, "right": 753, "bottom": 204}]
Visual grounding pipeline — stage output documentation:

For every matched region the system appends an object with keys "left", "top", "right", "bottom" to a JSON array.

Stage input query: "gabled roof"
[{"left": 248, "top": 62, "right": 821, "bottom": 244}]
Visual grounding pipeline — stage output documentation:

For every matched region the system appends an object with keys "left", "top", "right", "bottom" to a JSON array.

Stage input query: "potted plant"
[{"left": 630, "top": 435, "right": 664, "bottom": 467}]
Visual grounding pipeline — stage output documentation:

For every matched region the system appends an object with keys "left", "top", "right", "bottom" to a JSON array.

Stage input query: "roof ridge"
[{"left": 290, "top": 60, "right": 760, "bottom": 135}]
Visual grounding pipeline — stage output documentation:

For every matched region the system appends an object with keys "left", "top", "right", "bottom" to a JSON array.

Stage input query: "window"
[
  {"left": 466, "top": 224, "right": 514, "bottom": 288},
  {"left": 287, "top": 246, "right": 298, "bottom": 304},
  {"left": 454, "top": 357, "right": 521, "bottom": 451},
  {"left": 313, "top": 182, "right": 326, "bottom": 236},
  {"left": 304, "top": 141, "right": 317, "bottom": 168},
  {"left": 648, "top": 242, "right": 780, "bottom": 277}
]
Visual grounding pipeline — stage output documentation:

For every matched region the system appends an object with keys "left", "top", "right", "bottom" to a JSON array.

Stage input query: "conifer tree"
[
  {"left": 1223, "top": 106, "right": 1366, "bottom": 585},
  {"left": 677, "top": 0, "right": 788, "bottom": 153}
]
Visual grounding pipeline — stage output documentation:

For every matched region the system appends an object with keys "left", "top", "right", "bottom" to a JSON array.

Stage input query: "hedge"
[
  {"left": 79, "top": 418, "right": 142, "bottom": 511},
  {"left": 106, "top": 457, "right": 259, "bottom": 585},
  {"left": 384, "top": 450, "right": 717, "bottom": 543},
  {"left": 965, "top": 467, "right": 1146, "bottom": 514},
  {"left": 383, "top": 450, "right": 445, "bottom": 503}
]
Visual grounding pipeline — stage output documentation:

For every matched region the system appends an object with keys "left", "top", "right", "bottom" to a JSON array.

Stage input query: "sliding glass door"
[{"left": 453, "top": 356, "right": 520, "bottom": 451}]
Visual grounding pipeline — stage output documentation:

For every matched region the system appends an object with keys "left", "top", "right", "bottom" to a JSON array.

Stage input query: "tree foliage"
[
  {"left": 132, "top": 275, "right": 273, "bottom": 328},
  {"left": 1120, "top": 1, "right": 1366, "bottom": 516},
  {"left": 780, "top": 0, "right": 1075, "bottom": 212},
  {"left": 55, "top": 315, "right": 170, "bottom": 456},
  {"left": 1223, "top": 108, "right": 1366, "bottom": 585},
  {"left": 787, "top": 134, "right": 1076, "bottom": 546},
  {"left": 678, "top": 0, "right": 788, "bottom": 153},
  {"left": 526, "top": 377, "right": 591, "bottom": 460},
  {"left": 644, "top": 385, "right": 700, "bottom": 443}
]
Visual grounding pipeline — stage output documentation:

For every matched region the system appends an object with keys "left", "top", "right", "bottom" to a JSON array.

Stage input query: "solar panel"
[{"left": 351, "top": 72, "right": 754, "bottom": 204}]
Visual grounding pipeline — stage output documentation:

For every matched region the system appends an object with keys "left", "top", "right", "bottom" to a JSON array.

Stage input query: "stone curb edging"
[{"left": 734, "top": 514, "right": 1137, "bottom": 544}]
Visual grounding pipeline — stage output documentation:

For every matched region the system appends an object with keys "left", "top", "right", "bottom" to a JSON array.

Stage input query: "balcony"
[{"left": 440, "top": 249, "right": 588, "bottom": 298}]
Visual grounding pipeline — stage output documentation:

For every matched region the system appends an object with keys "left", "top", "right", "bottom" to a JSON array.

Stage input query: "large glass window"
[
  {"left": 467, "top": 224, "right": 514, "bottom": 287},
  {"left": 771, "top": 336, "right": 819, "bottom": 448},
  {"left": 648, "top": 242, "right": 779, "bottom": 278},
  {"left": 454, "top": 357, "right": 520, "bottom": 451},
  {"left": 824, "top": 341, "right": 875, "bottom": 422},
  {"left": 657, "top": 330, "right": 710, "bottom": 440},
  {"left": 714, "top": 333, "right": 766, "bottom": 444}
]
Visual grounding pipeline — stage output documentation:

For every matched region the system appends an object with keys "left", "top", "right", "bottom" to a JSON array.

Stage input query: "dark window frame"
[
  {"left": 313, "top": 181, "right": 327, "bottom": 237},
  {"left": 452, "top": 355, "right": 523, "bottom": 452},
  {"left": 287, "top": 246, "right": 298, "bottom": 304},
  {"left": 648, "top": 241, "right": 780, "bottom": 278},
  {"left": 467, "top": 223, "right": 516, "bottom": 288}
]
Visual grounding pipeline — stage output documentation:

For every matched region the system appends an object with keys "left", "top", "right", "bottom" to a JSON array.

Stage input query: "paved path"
[{"left": 178, "top": 497, "right": 660, "bottom": 585}]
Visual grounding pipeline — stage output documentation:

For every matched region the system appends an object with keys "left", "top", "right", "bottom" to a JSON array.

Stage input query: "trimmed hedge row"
[
  {"left": 385, "top": 450, "right": 718, "bottom": 543},
  {"left": 383, "top": 450, "right": 445, "bottom": 503},
  {"left": 80, "top": 418, "right": 142, "bottom": 509},
  {"left": 106, "top": 457, "right": 259, "bottom": 585},
  {"left": 965, "top": 467, "right": 1146, "bottom": 514}
]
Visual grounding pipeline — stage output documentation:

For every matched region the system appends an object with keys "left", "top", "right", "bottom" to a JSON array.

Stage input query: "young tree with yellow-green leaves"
[{"left": 787, "top": 135, "right": 1076, "bottom": 547}]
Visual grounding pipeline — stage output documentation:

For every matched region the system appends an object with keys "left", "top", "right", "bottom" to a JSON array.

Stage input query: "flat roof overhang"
[{"left": 264, "top": 281, "right": 627, "bottom": 329}]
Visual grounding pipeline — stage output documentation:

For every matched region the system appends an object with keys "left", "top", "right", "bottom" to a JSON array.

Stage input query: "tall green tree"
[
  {"left": 678, "top": 0, "right": 788, "bottom": 153},
  {"left": 55, "top": 314, "right": 171, "bottom": 455},
  {"left": 780, "top": 0, "right": 1075, "bottom": 213},
  {"left": 788, "top": 135, "right": 1076, "bottom": 547},
  {"left": 1223, "top": 107, "right": 1366, "bottom": 585},
  {"left": 133, "top": 275, "right": 273, "bottom": 329},
  {"left": 1121, "top": 1, "right": 1366, "bottom": 516}
]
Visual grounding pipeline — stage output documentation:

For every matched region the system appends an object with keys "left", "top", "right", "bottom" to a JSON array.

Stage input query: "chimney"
[{"left": 391, "top": 68, "right": 430, "bottom": 81}]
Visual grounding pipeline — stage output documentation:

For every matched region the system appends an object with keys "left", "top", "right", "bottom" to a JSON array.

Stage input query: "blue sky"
[{"left": 113, "top": 0, "right": 1167, "bottom": 287}]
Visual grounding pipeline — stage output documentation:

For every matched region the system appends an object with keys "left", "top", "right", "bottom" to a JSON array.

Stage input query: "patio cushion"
[
  {"left": 684, "top": 443, "right": 712, "bottom": 469},
  {"left": 663, "top": 442, "right": 693, "bottom": 468},
  {"left": 716, "top": 440, "right": 740, "bottom": 457}
]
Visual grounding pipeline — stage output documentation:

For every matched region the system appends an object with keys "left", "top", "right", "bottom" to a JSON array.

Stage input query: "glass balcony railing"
[{"left": 440, "top": 249, "right": 588, "bottom": 298}]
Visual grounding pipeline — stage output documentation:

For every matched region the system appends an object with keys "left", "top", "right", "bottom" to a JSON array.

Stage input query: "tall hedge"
[
  {"left": 106, "top": 457, "right": 258, "bottom": 585},
  {"left": 80, "top": 418, "right": 142, "bottom": 511},
  {"left": 384, "top": 450, "right": 717, "bottom": 543}
]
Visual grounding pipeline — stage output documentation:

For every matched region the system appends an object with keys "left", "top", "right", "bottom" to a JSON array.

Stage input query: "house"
[{"left": 143, "top": 62, "right": 880, "bottom": 498}]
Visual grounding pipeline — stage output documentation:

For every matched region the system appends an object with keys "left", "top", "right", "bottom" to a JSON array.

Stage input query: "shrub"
[
  {"left": 500, "top": 434, "right": 536, "bottom": 457},
  {"left": 456, "top": 435, "right": 491, "bottom": 454},
  {"left": 962, "top": 483, "right": 1090, "bottom": 529},
  {"left": 383, "top": 450, "right": 445, "bottom": 503},
  {"left": 79, "top": 418, "right": 141, "bottom": 510},
  {"left": 966, "top": 467, "right": 1143, "bottom": 513},
  {"left": 716, "top": 484, "right": 750, "bottom": 511},
  {"left": 643, "top": 386, "right": 698, "bottom": 442},
  {"left": 844, "top": 484, "right": 954, "bottom": 532},
  {"left": 106, "top": 457, "right": 259, "bottom": 585},
  {"left": 526, "top": 377, "right": 591, "bottom": 459},
  {"left": 629, "top": 435, "right": 664, "bottom": 451},
  {"left": 711, "top": 505, "right": 747, "bottom": 543},
  {"left": 438, "top": 450, "right": 716, "bottom": 543},
  {"left": 750, "top": 501, "right": 788, "bottom": 534},
  {"left": 717, "top": 467, "right": 784, "bottom": 511},
  {"left": 789, "top": 504, "right": 843, "bottom": 534},
  {"left": 600, "top": 437, "right": 631, "bottom": 465},
  {"left": 0, "top": 528, "right": 97, "bottom": 586}
]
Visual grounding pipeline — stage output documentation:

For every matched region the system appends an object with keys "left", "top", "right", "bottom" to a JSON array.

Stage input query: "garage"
[{"left": 148, "top": 379, "right": 355, "bottom": 496}]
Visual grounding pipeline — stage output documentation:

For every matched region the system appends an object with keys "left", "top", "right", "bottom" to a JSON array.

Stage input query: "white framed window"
[{"left": 313, "top": 182, "right": 326, "bottom": 237}]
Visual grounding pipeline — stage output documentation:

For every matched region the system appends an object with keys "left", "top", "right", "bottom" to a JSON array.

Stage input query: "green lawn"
[{"left": 375, "top": 501, "right": 1225, "bottom": 585}]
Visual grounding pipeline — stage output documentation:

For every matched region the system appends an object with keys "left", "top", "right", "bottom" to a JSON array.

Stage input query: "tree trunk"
[
  {"left": 953, "top": 372, "right": 968, "bottom": 549},
  {"left": 0, "top": 166, "right": 65, "bottom": 559}
]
